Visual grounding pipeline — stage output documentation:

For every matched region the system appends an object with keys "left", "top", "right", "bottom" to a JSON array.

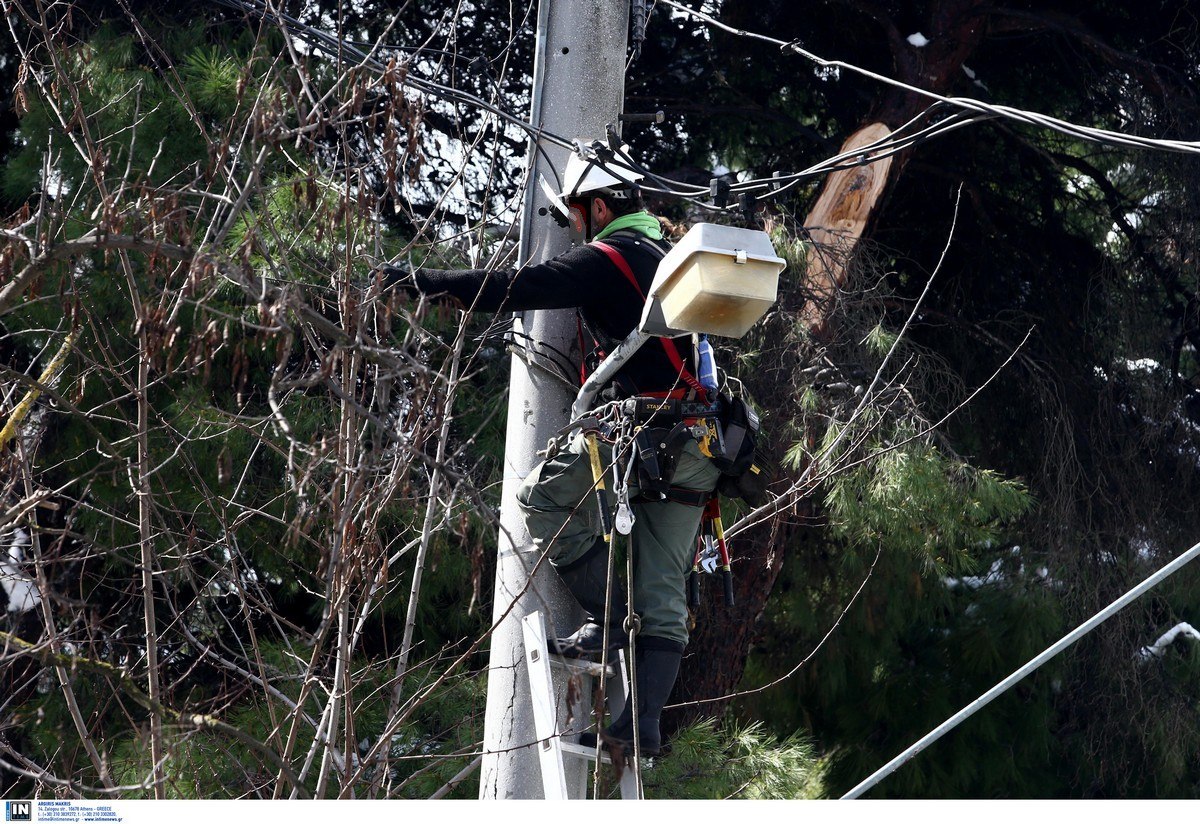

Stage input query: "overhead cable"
[
  {"left": 209, "top": 0, "right": 576, "bottom": 151},
  {"left": 208, "top": 0, "right": 1062, "bottom": 214},
  {"left": 843, "top": 538, "right": 1200, "bottom": 798},
  {"left": 661, "top": 0, "right": 1200, "bottom": 158},
  {"left": 207, "top": 0, "right": 1000, "bottom": 213}
]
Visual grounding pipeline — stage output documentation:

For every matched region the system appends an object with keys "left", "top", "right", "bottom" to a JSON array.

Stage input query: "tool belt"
[
  {"left": 622, "top": 395, "right": 720, "bottom": 506},
  {"left": 623, "top": 395, "right": 721, "bottom": 425},
  {"left": 624, "top": 392, "right": 769, "bottom": 508}
]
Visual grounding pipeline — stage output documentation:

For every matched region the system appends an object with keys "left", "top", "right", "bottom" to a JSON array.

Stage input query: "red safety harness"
[{"left": 583, "top": 239, "right": 708, "bottom": 399}]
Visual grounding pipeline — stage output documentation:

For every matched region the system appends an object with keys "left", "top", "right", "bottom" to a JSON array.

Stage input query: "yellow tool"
[
  {"left": 696, "top": 417, "right": 721, "bottom": 459},
  {"left": 585, "top": 431, "right": 613, "bottom": 543}
]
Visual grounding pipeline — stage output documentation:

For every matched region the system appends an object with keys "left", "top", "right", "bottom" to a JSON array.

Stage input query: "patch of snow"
[
  {"left": 1, "top": 529, "right": 42, "bottom": 614},
  {"left": 1123, "top": 357, "right": 1160, "bottom": 372},
  {"left": 943, "top": 558, "right": 1006, "bottom": 590},
  {"left": 943, "top": 545, "right": 1061, "bottom": 593},
  {"left": 1138, "top": 622, "right": 1200, "bottom": 660},
  {"left": 961, "top": 65, "right": 989, "bottom": 93},
  {"left": 907, "top": 32, "right": 929, "bottom": 47}
]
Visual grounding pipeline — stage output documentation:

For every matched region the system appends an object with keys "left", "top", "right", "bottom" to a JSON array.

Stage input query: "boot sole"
[
  {"left": 576, "top": 731, "right": 664, "bottom": 757},
  {"left": 548, "top": 640, "right": 625, "bottom": 659}
]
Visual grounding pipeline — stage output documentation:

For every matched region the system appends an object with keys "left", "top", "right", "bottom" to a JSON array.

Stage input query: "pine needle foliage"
[
  {"left": 638, "top": 719, "right": 824, "bottom": 800},
  {"left": 731, "top": 213, "right": 1051, "bottom": 798},
  {"left": 820, "top": 429, "right": 1031, "bottom": 575}
]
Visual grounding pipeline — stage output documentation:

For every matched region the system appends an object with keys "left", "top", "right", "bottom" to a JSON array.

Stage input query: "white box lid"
[{"left": 638, "top": 223, "right": 786, "bottom": 337}]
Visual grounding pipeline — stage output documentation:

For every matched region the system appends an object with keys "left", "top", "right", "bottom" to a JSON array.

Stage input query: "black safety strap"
[{"left": 635, "top": 486, "right": 712, "bottom": 508}]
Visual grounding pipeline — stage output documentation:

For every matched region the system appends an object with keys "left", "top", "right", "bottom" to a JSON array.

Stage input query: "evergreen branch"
[
  {"left": 728, "top": 191, "right": 966, "bottom": 541},
  {"left": 0, "top": 629, "right": 310, "bottom": 797}
]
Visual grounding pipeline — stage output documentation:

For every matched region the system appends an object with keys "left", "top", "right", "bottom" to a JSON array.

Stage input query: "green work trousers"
[{"left": 516, "top": 431, "right": 720, "bottom": 646}]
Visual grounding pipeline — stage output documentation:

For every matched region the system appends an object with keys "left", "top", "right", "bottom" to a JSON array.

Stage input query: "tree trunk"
[{"left": 799, "top": 122, "right": 895, "bottom": 339}]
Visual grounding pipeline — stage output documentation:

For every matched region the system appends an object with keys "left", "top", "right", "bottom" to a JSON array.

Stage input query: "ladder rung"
[
  {"left": 562, "top": 741, "right": 658, "bottom": 773},
  {"left": 560, "top": 740, "right": 616, "bottom": 764},
  {"left": 549, "top": 653, "right": 616, "bottom": 679}
]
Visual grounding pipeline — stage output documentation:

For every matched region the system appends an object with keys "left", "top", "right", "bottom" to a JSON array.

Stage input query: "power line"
[
  {"left": 214, "top": 0, "right": 1199, "bottom": 220},
  {"left": 661, "top": 0, "right": 1200, "bottom": 159},
  {"left": 843, "top": 538, "right": 1200, "bottom": 799},
  {"left": 205, "top": 0, "right": 981, "bottom": 216},
  {"left": 209, "top": 0, "right": 574, "bottom": 149}
]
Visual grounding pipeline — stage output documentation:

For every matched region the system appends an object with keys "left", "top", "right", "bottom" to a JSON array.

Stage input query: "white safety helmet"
[{"left": 557, "top": 141, "right": 645, "bottom": 203}]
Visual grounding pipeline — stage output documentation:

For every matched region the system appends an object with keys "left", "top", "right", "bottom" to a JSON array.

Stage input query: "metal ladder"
[{"left": 522, "top": 610, "right": 640, "bottom": 799}]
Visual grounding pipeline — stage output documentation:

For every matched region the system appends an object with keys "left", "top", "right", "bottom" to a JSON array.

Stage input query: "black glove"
[
  {"left": 372, "top": 260, "right": 466, "bottom": 311},
  {"left": 374, "top": 260, "right": 422, "bottom": 300}
]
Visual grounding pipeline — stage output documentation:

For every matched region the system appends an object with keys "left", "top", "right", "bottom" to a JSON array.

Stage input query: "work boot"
[
  {"left": 579, "top": 636, "right": 683, "bottom": 756},
  {"left": 549, "top": 538, "right": 626, "bottom": 658}
]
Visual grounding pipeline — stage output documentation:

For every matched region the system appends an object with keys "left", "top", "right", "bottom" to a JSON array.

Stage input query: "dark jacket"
[{"left": 412, "top": 230, "right": 696, "bottom": 396}]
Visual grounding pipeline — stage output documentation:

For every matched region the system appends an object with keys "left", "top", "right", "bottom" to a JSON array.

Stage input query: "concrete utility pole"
[{"left": 478, "top": 0, "right": 630, "bottom": 801}]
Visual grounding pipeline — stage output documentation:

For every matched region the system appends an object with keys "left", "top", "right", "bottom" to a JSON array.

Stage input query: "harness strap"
[
  {"left": 575, "top": 314, "right": 589, "bottom": 386},
  {"left": 590, "top": 240, "right": 708, "bottom": 399},
  {"left": 577, "top": 308, "right": 639, "bottom": 396},
  {"left": 635, "top": 486, "right": 712, "bottom": 508}
]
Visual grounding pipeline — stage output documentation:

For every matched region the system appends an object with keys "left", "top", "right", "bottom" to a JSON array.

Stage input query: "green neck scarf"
[{"left": 594, "top": 210, "right": 664, "bottom": 241}]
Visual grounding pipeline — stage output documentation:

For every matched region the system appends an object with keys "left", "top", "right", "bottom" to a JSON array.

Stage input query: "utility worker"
[{"left": 383, "top": 142, "right": 719, "bottom": 757}]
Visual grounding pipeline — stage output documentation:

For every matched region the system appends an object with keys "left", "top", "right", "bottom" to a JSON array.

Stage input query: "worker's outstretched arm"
[{"left": 382, "top": 244, "right": 611, "bottom": 313}]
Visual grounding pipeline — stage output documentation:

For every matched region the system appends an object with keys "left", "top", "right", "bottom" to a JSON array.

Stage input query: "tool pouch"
[
  {"left": 635, "top": 422, "right": 692, "bottom": 499},
  {"left": 713, "top": 393, "right": 771, "bottom": 507},
  {"left": 635, "top": 428, "right": 669, "bottom": 497},
  {"left": 712, "top": 394, "right": 759, "bottom": 476}
]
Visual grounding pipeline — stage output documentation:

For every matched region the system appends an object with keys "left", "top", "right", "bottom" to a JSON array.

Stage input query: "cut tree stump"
[{"left": 801, "top": 122, "right": 894, "bottom": 339}]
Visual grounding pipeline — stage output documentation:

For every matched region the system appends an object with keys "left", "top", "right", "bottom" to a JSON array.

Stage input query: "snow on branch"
[{"left": 1138, "top": 622, "right": 1200, "bottom": 660}]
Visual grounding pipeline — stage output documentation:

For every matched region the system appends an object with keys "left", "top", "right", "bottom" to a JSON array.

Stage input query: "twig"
[{"left": 427, "top": 754, "right": 482, "bottom": 799}]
